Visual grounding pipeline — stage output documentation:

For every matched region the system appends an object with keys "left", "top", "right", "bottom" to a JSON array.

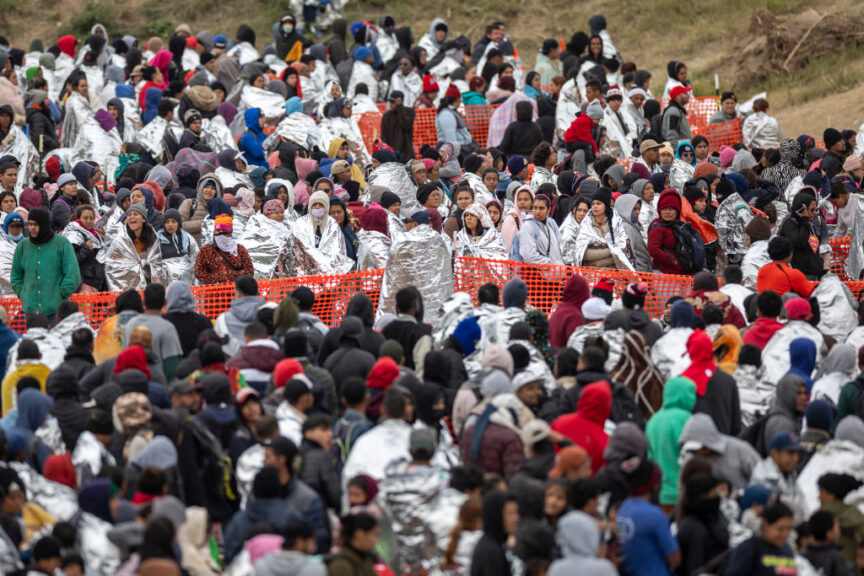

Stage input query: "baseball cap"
[
  {"left": 331, "top": 160, "right": 350, "bottom": 175},
  {"left": 784, "top": 297, "right": 812, "bottom": 321},
  {"left": 767, "top": 430, "right": 802, "bottom": 453},
  {"left": 213, "top": 34, "right": 228, "bottom": 48},
  {"left": 410, "top": 428, "right": 436, "bottom": 456},
  {"left": 388, "top": 90, "right": 405, "bottom": 102},
  {"left": 639, "top": 139, "right": 662, "bottom": 155},
  {"left": 410, "top": 210, "right": 430, "bottom": 225},
  {"left": 669, "top": 85, "right": 692, "bottom": 100},
  {"left": 520, "top": 419, "right": 551, "bottom": 450},
  {"left": 548, "top": 445, "right": 590, "bottom": 478},
  {"left": 0, "top": 154, "right": 20, "bottom": 166},
  {"left": 168, "top": 379, "right": 198, "bottom": 396}
]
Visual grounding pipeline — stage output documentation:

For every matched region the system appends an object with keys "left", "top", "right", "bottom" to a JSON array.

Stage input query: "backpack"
[
  {"left": 291, "top": 318, "right": 325, "bottom": 358},
  {"left": 739, "top": 410, "right": 770, "bottom": 457},
  {"left": 332, "top": 414, "right": 363, "bottom": 466},
  {"left": 671, "top": 221, "right": 706, "bottom": 274},
  {"left": 508, "top": 218, "right": 538, "bottom": 262},
  {"left": 187, "top": 418, "right": 238, "bottom": 504}
]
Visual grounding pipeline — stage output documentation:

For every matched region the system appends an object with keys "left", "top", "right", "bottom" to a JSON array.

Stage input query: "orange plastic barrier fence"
[
  {"left": 661, "top": 96, "right": 721, "bottom": 138},
  {"left": 831, "top": 236, "right": 851, "bottom": 279},
  {"left": 453, "top": 256, "right": 695, "bottom": 319},
  {"left": 357, "top": 112, "right": 383, "bottom": 155},
  {"left": 413, "top": 108, "right": 438, "bottom": 154},
  {"left": 464, "top": 105, "right": 496, "bottom": 148},
  {"left": 700, "top": 118, "right": 744, "bottom": 150},
  {"left": 2, "top": 269, "right": 386, "bottom": 333}
]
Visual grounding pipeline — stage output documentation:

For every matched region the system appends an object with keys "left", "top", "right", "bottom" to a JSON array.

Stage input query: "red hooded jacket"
[
  {"left": 551, "top": 380, "right": 612, "bottom": 474},
  {"left": 681, "top": 330, "right": 715, "bottom": 396},
  {"left": 549, "top": 274, "right": 590, "bottom": 347},
  {"left": 58, "top": 36, "right": 76, "bottom": 58},
  {"left": 563, "top": 114, "right": 598, "bottom": 154},
  {"left": 742, "top": 317, "right": 785, "bottom": 350}
]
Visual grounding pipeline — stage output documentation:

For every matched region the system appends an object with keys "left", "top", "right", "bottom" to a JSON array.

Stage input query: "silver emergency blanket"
[
  {"left": 53, "top": 53, "right": 76, "bottom": 97},
  {"left": 813, "top": 274, "right": 857, "bottom": 341},
  {"left": 135, "top": 116, "right": 169, "bottom": 161},
  {"left": 453, "top": 227, "right": 508, "bottom": 261},
  {"left": 462, "top": 172, "right": 495, "bottom": 206},
  {"left": 735, "top": 364, "right": 774, "bottom": 426},
  {"left": 99, "top": 232, "right": 163, "bottom": 291},
  {"left": 559, "top": 213, "right": 581, "bottom": 266},
  {"left": 847, "top": 327, "right": 864, "bottom": 353},
  {"left": 61, "top": 91, "right": 93, "bottom": 148},
  {"left": 266, "top": 112, "right": 321, "bottom": 152},
  {"left": 36, "top": 415, "right": 67, "bottom": 455},
  {"left": 573, "top": 213, "right": 634, "bottom": 270},
  {"left": 83, "top": 65, "right": 105, "bottom": 108},
  {"left": 390, "top": 71, "right": 423, "bottom": 108},
  {"left": 231, "top": 207, "right": 253, "bottom": 239},
  {"left": 77, "top": 511, "right": 122, "bottom": 576},
  {"left": 669, "top": 158, "right": 695, "bottom": 192},
  {"left": 0, "top": 234, "right": 17, "bottom": 296},
  {"left": 638, "top": 201, "right": 658, "bottom": 239},
  {"left": 214, "top": 166, "right": 253, "bottom": 190},
  {"left": 462, "top": 304, "right": 526, "bottom": 382},
  {"left": 509, "top": 338, "right": 556, "bottom": 393},
  {"left": 73, "top": 118, "right": 122, "bottom": 175},
  {"left": 567, "top": 324, "right": 625, "bottom": 374},
  {"left": 845, "top": 195, "right": 864, "bottom": 280},
  {"left": 8, "top": 461, "right": 78, "bottom": 522},
  {"left": 6, "top": 329, "right": 65, "bottom": 375},
  {"left": 238, "top": 213, "right": 294, "bottom": 279},
  {"left": 72, "top": 430, "right": 117, "bottom": 487},
  {"left": 431, "top": 292, "right": 475, "bottom": 347},
  {"left": 96, "top": 204, "right": 125, "bottom": 245},
  {"left": 367, "top": 162, "right": 420, "bottom": 218},
  {"left": 292, "top": 214, "right": 354, "bottom": 276},
  {"left": 0, "top": 125, "right": 39, "bottom": 190},
  {"left": 239, "top": 85, "right": 286, "bottom": 121},
  {"left": 387, "top": 210, "right": 407, "bottom": 243},
  {"left": 784, "top": 175, "right": 805, "bottom": 206},
  {"left": 741, "top": 240, "right": 771, "bottom": 289},
  {"left": 377, "top": 459, "right": 462, "bottom": 576},
  {"left": 379, "top": 224, "right": 454, "bottom": 324},
  {"left": 318, "top": 116, "right": 371, "bottom": 167},
  {"left": 348, "top": 60, "right": 379, "bottom": 102},
  {"left": 226, "top": 42, "right": 260, "bottom": 66},
  {"left": 236, "top": 444, "right": 264, "bottom": 509},
  {"left": 798, "top": 440, "right": 864, "bottom": 518},
  {"left": 651, "top": 327, "right": 694, "bottom": 381},
  {"left": 202, "top": 116, "right": 237, "bottom": 152},
  {"left": 356, "top": 229, "right": 391, "bottom": 271},
  {"left": 529, "top": 167, "right": 557, "bottom": 192},
  {"left": 267, "top": 178, "right": 299, "bottom": 225},
  {"left": 761, "top": 321, "right": 827, "bottom": 385},
  {"left": 159, "top": 232, "right": 200, "bottom": 286},
  {"left": 555, "top": 78, "right": 581, "bottom": 143},
  {"left": 167, "top": 148, "right": 218, "bottom": 180},
  {"left": 715, "top": 193, "right": 753, "bottom": 257},
  {"left": 51, "top": 311, "right": 95, "bottom": 349},
  {"left": 117, "top": 97, "right": 141, "bottom": 143}
]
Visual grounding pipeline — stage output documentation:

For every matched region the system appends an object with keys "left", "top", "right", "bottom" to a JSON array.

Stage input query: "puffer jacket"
[
  {"left": 46, "top": 366, "right": 88, "bottom": 450},
  {"left": 178, "top": 173, "right": 223, "bottom": 243},
  {"left": 549, "top": 274, "right": 590, "bottom": 347},
  {"left": 460, "top": 418, "right": 524, "bottom": 480}
]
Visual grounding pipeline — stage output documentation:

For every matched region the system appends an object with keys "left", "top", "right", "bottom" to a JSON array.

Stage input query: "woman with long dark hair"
[
  {"left": 101, "top": 203, "right": 162, "bottom": 290},
  {"left": 436, "top": 85, "right": 475, "bottom": 150}
]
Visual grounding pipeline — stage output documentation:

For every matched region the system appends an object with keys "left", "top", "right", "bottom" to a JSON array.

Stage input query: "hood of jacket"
[
  {"left": 662, "top": 376, "right": 696, "bottom": 412},
  {"left": 788, "top": 337, "right": 816, "bottom": 380},
  {"left": 836, "top": 416, "right": 864, "bottom": 449},
  {"left": 679, "top": 413, "right": 726, "bottom": 454},
  {"left": 427, "top": 18, "right": 449, "bottom": 47},
  {"left": 196, "top": 173, "right": 224, "bottom": 203},
  {"left": 481, "top": 491, "right": 512, "bottom": 544},
  {"left": 244, "top": 107, "right": 264, "bottom": 138},
  {"left": 577, "top": 380, "right": 612, "bottom": 425},
  {"left": 670, "top": 300, "right": 696, "bottom": 328},
  {"left": 339, "top": 316, "right": 364, "bottom": 345},
  {"left": 686, "top": 330, "right": 714, "bottom": 363},
  {"left": 558, "top": 510, "right": 602, "bottom": 558},
  {"left": 562, "top": 274, "right": 590, "bottom": 307},
  {"left": 826, "top": 343, "right": 856, "bottom": 376},
  {"left": 515, "top": 101, "right": 533, "bottom": 122},
  {"left": 17, "top": 388, "right": 53, "bottom": 432},
  {"left": 346, "top": 293, "right": 375, "bottom": 327},
  {"left": 230, "top": 295, "right": 265, "bottom": 323},
  {"left": 132, "top": 435, "right": 178, "bottom": 469},
  {"left": 613, "top": 194, "right": 641, "bottom": 226},
  {"left": 165, "top": 281, "right": 196, "bottom": 313},
  {"left": 503, "top": 277, "right": 528, "bottom": 309},
  {"left": 46, "top": 366, "right": 80, "bottom": 399},
  {"left": 774, "top": 374, "right": 804, "bottom": 417}
]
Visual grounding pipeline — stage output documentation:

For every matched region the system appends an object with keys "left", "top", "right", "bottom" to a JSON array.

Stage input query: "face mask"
[
  {"left": 310, "top": 208, "right": 326, "bottom": 219},
  {"left": 9, "top": 232, "right": 21, "bottom": 242},
  {"left": 282, "top": 25, "right": 294, "bottom": 35}
]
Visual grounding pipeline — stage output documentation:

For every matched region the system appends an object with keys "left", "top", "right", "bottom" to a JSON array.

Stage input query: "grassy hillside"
[{"left": 3, "top": 0, "right": 863, "bottom": 135}]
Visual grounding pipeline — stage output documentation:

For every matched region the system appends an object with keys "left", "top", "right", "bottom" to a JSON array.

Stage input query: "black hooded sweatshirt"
[
  {"left": 499, "top": 101, "right": 544, "bottom": 158},
  {"left": 317, "top": 293, "right": 385, "bottom": 364},
  {"left": 779, "top": 191, "right": 825, "bottom": 279},
  {"left": 471, "top": 491, "right": 515, "bottom": 576},
  {"left": 46, "top": 366, "right": 89, "bottom": 449}
]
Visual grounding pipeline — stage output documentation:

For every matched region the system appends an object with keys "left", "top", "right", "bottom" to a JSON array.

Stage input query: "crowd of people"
[{"left": 0, "top": 7, "right": 863, "bottom": 576}]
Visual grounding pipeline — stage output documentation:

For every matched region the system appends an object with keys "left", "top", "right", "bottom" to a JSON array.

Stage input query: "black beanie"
[
  {"left": 32, "top": 535, "right": 62, "bottom": 561},
  {"left": 823, "top": 128, "right": 843, "bottom": 150},
  {"left": 380, "top": 191, "right": 401, "bottom": 209},
  {"left": 682, "top": 183, "right": 705, "bottom": 205},
  {"left": 715, "top": 176, "right": 735, "bottom": 200},
  {"left": 253, "top": 466, "right": 283, "bottom": 499},
  {"left": 463, "top": 154, "right": 484, "bottom": 175},
  {"left": 767, "top": 236, "right": 792, "bottom": 261}
]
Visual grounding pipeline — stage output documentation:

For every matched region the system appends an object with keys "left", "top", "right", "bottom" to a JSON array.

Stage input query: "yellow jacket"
[{"left": 1, "top": 361, "right": 51, "bottom": 416}]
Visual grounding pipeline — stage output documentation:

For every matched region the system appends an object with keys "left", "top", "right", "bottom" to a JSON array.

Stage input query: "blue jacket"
[
  {"left": 0, "top": 324, "right": 20, "bottom": 374},
  {"left": 238, "top": 108, "right": 268, "bottom": 167},
  {"left": 223, "top": 496, "right": 304, "bottom": 563}
]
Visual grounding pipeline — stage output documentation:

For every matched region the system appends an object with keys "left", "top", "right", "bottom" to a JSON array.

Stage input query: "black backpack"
[
  {"left": 671, "top": 221, "right": 706, "bottom": 274},
  {"left": 739, "top": 410, "right": 770, "bottom": 457},
  {"left": 187, "top": 419, "right": 238, "bottom": 505}
]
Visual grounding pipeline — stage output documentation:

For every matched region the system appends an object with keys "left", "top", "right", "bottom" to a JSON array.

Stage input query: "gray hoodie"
[
  {"left": 679, "top": 413, "right": 760, "bottom": 491},
  {"left": 764, "top": 374, "right": 804, "bottom": 449},
  {"left": 613, "top": 194, "right": 651, "bottom": 271},
  {"left": 218, "top": 295, "right": 266, "bottom": 356},
  {"left": 548, "top": 511, "right": 617, "bottom": 576},
  {"left": 253, "top": 551, "right": 327, "bottom": 576}
]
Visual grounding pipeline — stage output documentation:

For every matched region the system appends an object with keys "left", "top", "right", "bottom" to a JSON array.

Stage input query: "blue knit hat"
[
  {"left": 452, "top": 317, "right": 481, "bottom": 356},
  {"left": 354, "top": 45, "right": 373, "bottom": 62}
]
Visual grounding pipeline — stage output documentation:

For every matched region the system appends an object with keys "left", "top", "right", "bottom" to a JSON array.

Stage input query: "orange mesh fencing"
[
  {"left": 412, "top": 108, "right": 438, "bottom": 154},
  {"left": 700, "top": 118, "right": 744, "bottom": 149},
  {"left": 464, "top": 105, "right": 496, "bottom": 148},
  {"left": 357, "top": 112, "right": 383, "bottom": 155},
  {"left": 831, "top": 236, "right": 851, "bottom": 279},
  {"left": 453, "top": 256, "right": 694, "bottom": 319},
  {"left": 661, "top": 96, "right": 721, "bottom": 138}
]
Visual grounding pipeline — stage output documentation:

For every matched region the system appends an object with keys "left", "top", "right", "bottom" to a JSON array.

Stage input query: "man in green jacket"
[
  {"left": 646, "top": 375, "right": 697, "bottom": 508},
  {"left": 11, "top": 207, "right": 81, "bottom": 322}
]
